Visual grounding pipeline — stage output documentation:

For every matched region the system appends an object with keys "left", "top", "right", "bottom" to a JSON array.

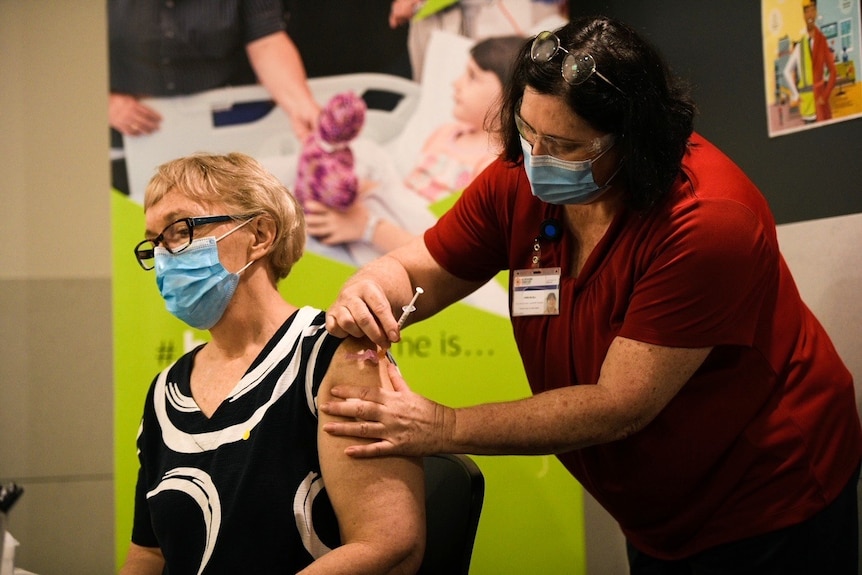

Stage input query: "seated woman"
[{"left": 120, "top": 152, "right": 425, "bottom": 574}]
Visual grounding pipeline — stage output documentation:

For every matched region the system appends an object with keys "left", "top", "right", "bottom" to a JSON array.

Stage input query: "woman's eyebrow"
[{"left": 520, "top": 114, "right": 583, "bottom": 145}]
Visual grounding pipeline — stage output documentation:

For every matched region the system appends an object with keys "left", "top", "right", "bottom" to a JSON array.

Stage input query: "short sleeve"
[
  {"left": 424, "top": 159, "right": 516, "bottom": 282},
  {"left": 242, "top": 0, "right": 287, "bottom": 44}
]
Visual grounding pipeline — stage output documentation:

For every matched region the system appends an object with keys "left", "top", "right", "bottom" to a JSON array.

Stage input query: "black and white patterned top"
[{"left": 130, "top": 306, "right": 344, "bottom": 574}]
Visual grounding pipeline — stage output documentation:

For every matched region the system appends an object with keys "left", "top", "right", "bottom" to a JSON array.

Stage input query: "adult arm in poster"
[{"left": 246, "top": 31, "right": 320, "bottom": 141}]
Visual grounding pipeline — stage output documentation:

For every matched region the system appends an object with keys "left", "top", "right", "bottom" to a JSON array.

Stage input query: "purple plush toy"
[{"left": 294, "top": 91, "right": 367, "bottom": 210}]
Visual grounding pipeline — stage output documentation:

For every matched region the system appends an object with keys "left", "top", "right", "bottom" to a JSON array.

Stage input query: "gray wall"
[{"left": 0, "top": 2, "right": 114, "bottom": 574}]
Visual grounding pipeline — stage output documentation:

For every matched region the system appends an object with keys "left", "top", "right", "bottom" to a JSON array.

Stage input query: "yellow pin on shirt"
[{"left": 243, "top": 429, "right": 251, "bottom": 440}]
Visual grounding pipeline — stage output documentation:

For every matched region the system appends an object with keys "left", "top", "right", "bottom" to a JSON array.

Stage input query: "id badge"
[{"left": 512, "top": 267, "right": 561, "bottom": 316}]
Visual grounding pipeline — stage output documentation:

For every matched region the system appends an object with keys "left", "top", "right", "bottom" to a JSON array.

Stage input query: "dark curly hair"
[{"left": 498, "top": 16, "right": 697, "bottom": 211}]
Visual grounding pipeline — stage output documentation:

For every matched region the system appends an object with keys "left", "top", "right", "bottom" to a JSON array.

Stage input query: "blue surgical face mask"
[
  {"left": 520, "top": 136, "right": 619, "bottom": 205},
  {"left": 154, "top": 220, "right": 254, "bottom": 330}
]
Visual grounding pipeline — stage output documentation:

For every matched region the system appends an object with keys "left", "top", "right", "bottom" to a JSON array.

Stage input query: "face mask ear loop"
[
  {"left": 599, "top": 157, "right": 625, "bottom": 189},
  {"left": 215, "top": 217, "right": 254, "bottom": 242},
  {"left": 236, "top": 259, "right": 256, "bottom": 275},
  {"left": 216, "top": 218, "right": 258, "bottom": 276}
]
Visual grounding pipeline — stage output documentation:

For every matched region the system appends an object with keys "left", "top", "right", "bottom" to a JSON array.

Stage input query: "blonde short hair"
[{"left": 144, "top": 152, "right": 306, "bottom": 280}]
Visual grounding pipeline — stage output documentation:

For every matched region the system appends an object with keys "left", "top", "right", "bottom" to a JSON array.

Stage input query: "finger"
[
  {"left": 344, "top": 441, "right": 394, "bottom": 458},
  {"left": 326, "top": 307, "right": 369, "bottom": 339},
  {"left": 386, "top": 362, "right": 410, "bottom": 392},
  {"left": 325, "top": 280, "right": 397, "bottom": 346},
  {"left": 320, "top": 397, "right": 383, "bottom": 422},
  {"left": 126, "top": 116, "right": 156, "bottom": 135},
  {"left": 325, "top": 312, "right": 350, "bottom": 338},
  {"left": 135, "top": 113, "right": 161, "bottom": 133},
  {"left": 318, "top": 234, "right": 342, "bottom": 247},
  {"left": 373, "top": 304, "right": 401, "bottom": 345},
  {"left": 319, "top": 401, "right": 350, "bottom": 418},
  {"left": 353, "top": 307, "right": 393, "bottom": 348},
  {"left": 304, "top": 217, "right": 328, "bottom": 233},
  {"left": 303, "top": 200, "right": 325, "bottom": 213},
  {"left": 294, "top": 117, "right": 316, "bottom": 141},
  {"left": 326, "top": 384, "right": 383, "bottom": 404},
  {"left": 137, "top": 102, "right": 162, "bottom": 122},
  {"left": 357, "top": 287, "right": 400, "bottom": 345},
  {"left": 319, "top": 400, "right": 366, "bottom": 419},
  {"left": 135, "top": 120, "right": 159, "bottom": 135},
  {"left": 330, "top": 302, "right": 390, "bottom": 347},
  {"left": 321, "top": 420, "right": 386, "bottom": 439},
  {"left": 130, "top": 106, "right": 161, "bottom": 134},
  {"left": 304, "top": 211, "right": 328, "bottom": 225}
]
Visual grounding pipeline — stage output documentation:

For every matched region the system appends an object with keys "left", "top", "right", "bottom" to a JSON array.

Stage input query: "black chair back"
[{"left": 418, "top": 454, "right": 485, "bottom": 575}]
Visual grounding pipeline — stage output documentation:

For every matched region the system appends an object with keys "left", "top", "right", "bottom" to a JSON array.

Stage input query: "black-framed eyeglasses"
[
  {"left": 531, "top": 31, "right": 625, "bottom": 95},
  {"left": 133, "top": 215, "right": 242, "bottom": 270}
]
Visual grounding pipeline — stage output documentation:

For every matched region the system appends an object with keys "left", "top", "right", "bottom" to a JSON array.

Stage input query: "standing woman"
[
  {"left": 120, "top": 153, "right": 424, "bottom": 574},
  {"left": 322, "top": 16, "right": 862, "bottom": 573}
]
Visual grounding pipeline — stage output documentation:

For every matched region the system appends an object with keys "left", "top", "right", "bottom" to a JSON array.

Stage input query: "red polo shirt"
[{"left": 424, "top": 133, "right": 862, "bottom": 558}]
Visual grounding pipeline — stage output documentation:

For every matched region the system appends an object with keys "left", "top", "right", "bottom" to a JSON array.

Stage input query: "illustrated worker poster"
[
  {"left": 762, "top": 0, "right": 862, "bottom": 136},
  {"left": 112, "top": 2, "right": 588, "bottom": 574}
]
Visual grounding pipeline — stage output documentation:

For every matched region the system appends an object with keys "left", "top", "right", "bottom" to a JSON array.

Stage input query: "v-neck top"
[
  {"left": 424, "top": 133, "right": 862, "bottom": 559},
  {"left": 130, "top": 306, "right": 344, "bottom": 574}
]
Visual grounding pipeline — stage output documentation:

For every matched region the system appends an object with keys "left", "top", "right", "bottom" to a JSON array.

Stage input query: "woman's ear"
[{"left": 248, "top": 215, "right": 277, "bottom": 260}]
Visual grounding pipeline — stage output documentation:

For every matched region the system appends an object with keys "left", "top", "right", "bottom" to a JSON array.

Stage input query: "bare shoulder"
[{"left": 322, "top": 337, "right": 393, "bottom": 395}]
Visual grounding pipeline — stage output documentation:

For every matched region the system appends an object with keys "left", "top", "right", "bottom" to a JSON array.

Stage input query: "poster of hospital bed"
[{"left": 122, "top": 30, "right": 508, "bottom": 317}]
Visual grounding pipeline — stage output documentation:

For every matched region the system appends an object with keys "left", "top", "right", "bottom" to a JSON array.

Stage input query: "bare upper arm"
[
  {"left": 244, "top": 31, "right": 303, "bottom": 81},
  {"left": 317, "top": 338, "right": 425, "bottom": 566},
  {"left": 119, "top": 543, "right": 164, "bottom": 575},
  {"left": 244, "top": 30, "right": 287, "bottom": 57},
  {"left": 597, "top": 336, "right": 713, "bottom": 438}
]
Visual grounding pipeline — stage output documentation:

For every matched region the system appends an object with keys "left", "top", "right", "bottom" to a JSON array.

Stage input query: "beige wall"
[{"left": 0, "top": 2, "right": 114, "bottom": 574}]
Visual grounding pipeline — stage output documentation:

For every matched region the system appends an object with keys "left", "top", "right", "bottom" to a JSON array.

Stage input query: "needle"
[{"left": 396, "top": 287, "right": 424, "bottom": 329}]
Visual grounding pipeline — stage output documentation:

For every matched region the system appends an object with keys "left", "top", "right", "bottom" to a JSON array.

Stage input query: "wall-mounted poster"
[
  {"left": 762, "top": 0, "right": 862, "bottom": 136},
  {"left": 112, "top": 2, "right": 590, "bottom": 574}
]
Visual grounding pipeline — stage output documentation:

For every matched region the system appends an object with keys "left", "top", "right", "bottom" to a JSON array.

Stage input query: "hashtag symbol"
[{"left": 156, "top": 340, "right": 175, "bottom": 365}]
